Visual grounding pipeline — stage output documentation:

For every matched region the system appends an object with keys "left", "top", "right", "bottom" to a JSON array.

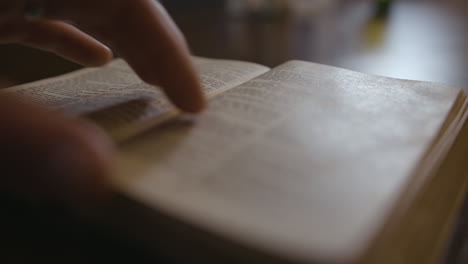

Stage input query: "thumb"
[{"left": 0, "top": 94, "right": 114, "bottom": 208}]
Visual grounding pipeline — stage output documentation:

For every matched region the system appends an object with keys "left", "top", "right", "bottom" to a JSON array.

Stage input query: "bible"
[{"left": 2, "top": 57, "right": 468, "bottom": 264}]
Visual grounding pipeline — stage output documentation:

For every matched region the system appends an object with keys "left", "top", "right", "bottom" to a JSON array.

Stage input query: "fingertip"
[
  {"left": 177, "top": 94, "right": 207, "bottom": 113},
  {"left": 96, "top": 49, "right": 114, "bottom": 67},
  {"left": 161, "top": 79, "right": 207, "bottom": 113},
  {"left": 82, "top": 46, "right": 114, "bottom": 67},
  {"left": 136, "top": 68, "right": 207, "bottom": 113}
]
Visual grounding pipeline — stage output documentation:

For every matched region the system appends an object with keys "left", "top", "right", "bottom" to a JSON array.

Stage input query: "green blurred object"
[{"left": 376, "top": 0, "right": 392, "bottom": 17}]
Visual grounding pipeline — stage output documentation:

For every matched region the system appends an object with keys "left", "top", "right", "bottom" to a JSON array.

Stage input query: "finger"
[
  {"left": 108, "top": 2, "right": 206, "bottom": 112},
  {"left": 45, "top": 0, "right": 206, "bottom": 113},
  {"left": 0, "top": 18, "right": 113, "bottom": 67},
  {"left": 0, "top": 94, "right": 114, "bottom": 207}
]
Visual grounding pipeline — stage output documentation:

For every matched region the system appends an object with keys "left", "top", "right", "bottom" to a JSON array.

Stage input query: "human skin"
[{"left": 0, "top": 0, "right": 206, "bottom": 207}]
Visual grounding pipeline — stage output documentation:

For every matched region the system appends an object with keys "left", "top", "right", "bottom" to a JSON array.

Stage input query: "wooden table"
[{"left": 0, "top": 0, "right": 467, "bottom": 263}]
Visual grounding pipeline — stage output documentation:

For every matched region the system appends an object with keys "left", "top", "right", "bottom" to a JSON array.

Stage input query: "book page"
[
  {"left": 113, "top": 61, "right": 461, "bottom": 263},
  {"left": 1, "top": 57, "right": 269, "bottom": 141}
]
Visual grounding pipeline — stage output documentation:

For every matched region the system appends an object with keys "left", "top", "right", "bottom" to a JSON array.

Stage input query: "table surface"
[{"left": 0, "top": 0, "right": 467, "bottom": 263}]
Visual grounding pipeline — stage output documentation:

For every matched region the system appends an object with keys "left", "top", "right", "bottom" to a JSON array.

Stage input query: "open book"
[{"left": 3, "top": 58, "right": 468, "bottom": 264}]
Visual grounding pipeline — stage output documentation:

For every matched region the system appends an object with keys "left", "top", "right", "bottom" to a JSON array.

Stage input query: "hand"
[
  {"left": 0, "top": 0, "right": 205, "bottom": 207},
  {"left": 1, "top": 0, "right": 206, "bottom": 112}
]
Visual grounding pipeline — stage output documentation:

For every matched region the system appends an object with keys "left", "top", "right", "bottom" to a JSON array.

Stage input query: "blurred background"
[
  {"left": 1, "top": 0, "right": 467, "bottom": 263},
  {"left": 2, "top": 0, "right": 468, "bottom": 90}
]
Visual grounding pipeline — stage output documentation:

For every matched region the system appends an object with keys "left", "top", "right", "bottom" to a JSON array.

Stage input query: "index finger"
[{"left": 46, "top": 0, "right": 206, "bottom": 113}]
